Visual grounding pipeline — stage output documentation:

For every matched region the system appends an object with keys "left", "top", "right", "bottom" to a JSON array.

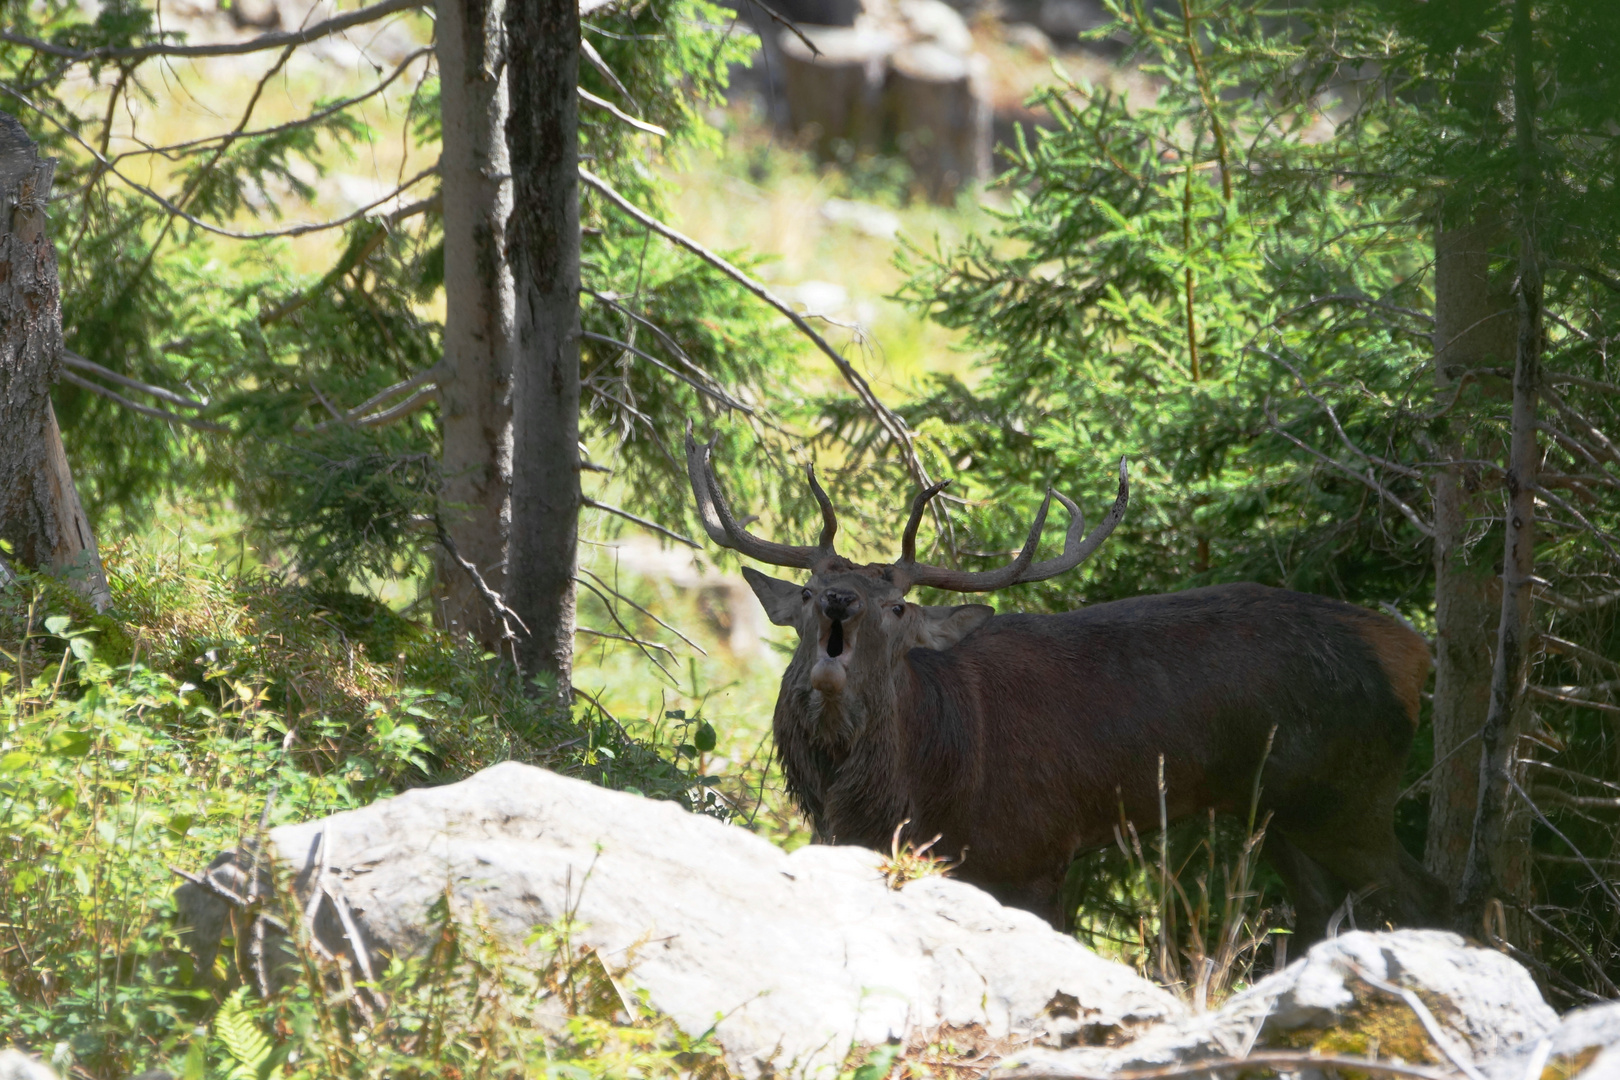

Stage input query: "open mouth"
[{"left": 811, "top": 619, "right": 852, "bottom": 694}]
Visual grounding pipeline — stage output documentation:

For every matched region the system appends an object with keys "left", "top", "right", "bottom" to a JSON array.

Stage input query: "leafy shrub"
[{"left": 0, "top": 546, "right": 737, "bottom": 1075}]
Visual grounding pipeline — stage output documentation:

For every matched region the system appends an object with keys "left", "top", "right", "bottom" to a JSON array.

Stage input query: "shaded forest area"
[{"left": 0, "top": 0, "right": 1618, "bottom": 1073}]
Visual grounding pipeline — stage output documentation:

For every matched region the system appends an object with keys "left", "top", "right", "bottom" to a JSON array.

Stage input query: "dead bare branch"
[
  {"left": 579, "top": 329, "right": 755, "bottom": 414},
  {"left": 573, "top": 575, "right": 679, "bottom": 682},
  {"left": 1507, "top": 773, "right": 1620, "bottom": 911},
  {"left": 737, "top": 0, "right": 822, "bottom": 57},
  {"left": 433, "top": 516, "right": 528, "bottom": 668},
  {"left": 579, "top": 37, "right": 634, "bottom": 103},
  {"left": 1549, "top": 259, "right": 1620, "bottom": 295},
  {"left": 59, "top": 369, "right": 228, "bottom": 431},
  {"left": 340, "top": 365, "right": 444, "bottom": 423},
  {"left": 581, "top": 496, "right": 700, "bottom": 548},
  {"left": 1546, "top": 370, "right": 1620, "bottom": 397},
  {"left": 354, "top": 385, "right": 438, "bottom": 428},
  {"left": 115, "top": 47, "right": 433, "bottom": 161},
  {"left": 0, "top": 0, "right": 427, "bottom": 62},
  {"left": 1509, "top": 901, "right": 1620, "bottom": 998},
  {"left": 1528, "top": 483, "right": 1620, "bottom": 562},
  {"left": 1527, "top": 685, "right": 1620, "bottom": 715},
  {"left": 575, "top": 627, "right": 675, "bottom": 653},
  {"left": 1532, "top": 787, "right": 1620, "bottom": 810},
  {"left": 1264, "top": 350, "right": 1423, "bottom": 478},
  {"left": 578, "top": 86, "right": 666, "bottom": 137},
  {"left": 576, "top": 167, "right": 936, "bottom": 497},
  {"left": 1264, "top": 406, "right": 1434, "bottom": 538},
  {"left": 1341, "top": 961, "right": 1486, "bottom": 1080},
  {"left": 1538, "top": 633, "right": 1620, "bottom": 673},
  {"left": 0, "top": 84, "right": 440, "bottom": 241},
  {"left": 1542, "top": 382, "right": 1620, "bottom": 468},
  {"left": 61, "top": 348, "right": 207, "bottom": 409},
  {"left": 578, "top": 565, "right": 706, "bottom": 654}
]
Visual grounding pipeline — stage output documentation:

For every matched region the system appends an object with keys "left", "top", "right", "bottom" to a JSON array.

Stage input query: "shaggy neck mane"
[{"left": 791, "top": 647, "right": 916, "bottom": 847}]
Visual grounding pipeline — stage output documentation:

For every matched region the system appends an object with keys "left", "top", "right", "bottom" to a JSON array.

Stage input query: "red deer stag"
[{"left": 687, "top": 432, "right": 1451, "bottom": 943}]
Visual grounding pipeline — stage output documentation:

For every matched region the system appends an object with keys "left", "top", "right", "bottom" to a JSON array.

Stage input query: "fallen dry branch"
[{"left": 1005, "top": 1051, "right": 1460, "bottom": 1080}]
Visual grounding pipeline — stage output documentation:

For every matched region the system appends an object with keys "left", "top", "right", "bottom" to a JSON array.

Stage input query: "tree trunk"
[
  {"left": 885, "top": 42, "right": 990, "bottom": 203},
  {"left": 779, "top": 26, "right": 895, "bottom": 159},
  {"left": 0, "top": 112, "right": 110, "bottom": 611},
  {"left": 1458, "top": 0, "right": 1541, "bottom": 927},
  {"left": 435, "top": 0, "right": 517, "bottom": 650},
  {"left": 505, "top": 0, "right": 582, "bottom": 697},
  {"left": 1427, "top": 222, "right": 1513, "bottom": 891}
]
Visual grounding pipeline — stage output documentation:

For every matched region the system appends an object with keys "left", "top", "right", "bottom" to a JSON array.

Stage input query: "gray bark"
[
  {"left": 434, "top": 0, "right": 516, "bottom": 650},
  {"left": 505, "top": 0, "right": 582, "bottom": 696},
  {"left": 1427, "top": 223, "right": 1513, "bottom": 891},
  {"left": 0, "top": 111, "right": 110, "bottom": 611},
  {"left": 1458, "top": 0, "right": 1541, "bottom": 925}
]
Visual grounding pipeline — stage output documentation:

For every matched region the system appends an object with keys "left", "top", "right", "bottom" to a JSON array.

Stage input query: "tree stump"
[
  {"left": 885, "top": 42, "right": 990, "bottom": 202},
  {"left": 779, "top": 26, "right": 898, "bottom": 159},
  {"left": 0, "top": 111, "right": 110, "bottom": 610}
]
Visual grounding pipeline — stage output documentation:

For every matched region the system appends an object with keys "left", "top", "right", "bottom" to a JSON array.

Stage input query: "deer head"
[{"left": 685, "top": 429, "right": 1129, "bottom": 748}]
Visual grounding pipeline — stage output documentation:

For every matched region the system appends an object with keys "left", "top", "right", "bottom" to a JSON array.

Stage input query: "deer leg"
[
  {"left": 1282, "top": 827, "right": 1451, "bottom": 935},
  {"left": 983, "top": 872, "right": 1068, "bottom": 929},
  {"left": 1362, "top": 843, "right": 1454, "bottom": 932},
  {"left": 1265, "top": 832, "right": 1345, "bottom": 948}
]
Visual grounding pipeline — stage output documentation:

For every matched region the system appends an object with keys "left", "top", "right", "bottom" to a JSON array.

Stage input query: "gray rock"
[
  {"left": 254, "top": 762, "right": 1182, "bottom": 1079},
  {"left": 0, "top": 1049, "right": 56, "bottom": 1080},
  {"left": 1486, "top": 1001, "right": 1620, "bottom": 1080},
  {"left": 1254, "top": 930, "right": 1556, "bottom": 1059},
  {"left": 997, "top": 930, "right": 1557, "bottom": 1079}
]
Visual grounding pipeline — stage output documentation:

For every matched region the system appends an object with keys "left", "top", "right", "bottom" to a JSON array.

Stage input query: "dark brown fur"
[{"left": 748, "top": 572, "right": 1451, "bottom": 942}]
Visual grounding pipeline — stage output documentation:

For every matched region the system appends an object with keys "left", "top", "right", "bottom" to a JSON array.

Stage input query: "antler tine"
[
  {"left": 897, "top": 458, "right": 1129, "bottom": 593},
  {"left": 1028, "top": 456, "right": 1129, "bottom": 576},
  {"left": 806, "top": 464, "right": 838, "bottom": 551},
  {"left": 683, "top": 425, "right": 840, "bottom": 570},
  {"left": 899, "top": 479, "right": 952, "bottom": 565},
  {"left": 685, "top": 423, "right": 734, "bottom": 549}
]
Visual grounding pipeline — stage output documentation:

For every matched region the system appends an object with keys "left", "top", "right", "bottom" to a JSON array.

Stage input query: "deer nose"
[{"left": 819, "top": 589, "right": 861, "bottom": 621}]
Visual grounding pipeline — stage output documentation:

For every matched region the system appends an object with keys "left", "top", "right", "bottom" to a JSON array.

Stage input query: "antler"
[
  {"left": 893, "top": 458, "right": 1130, "bottom": 592},
  {"left": 684, "top": 424, "right": 841, "bottom": 570}
]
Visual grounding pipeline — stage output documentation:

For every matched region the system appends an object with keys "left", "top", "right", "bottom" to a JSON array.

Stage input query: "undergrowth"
[
  {"left": 1067, "top": 755, "right": 1285, "bottom": 1009},
  {"left": 0, "top": 542, "right": 737, "bottom": 1075},
  {"left": 187, "top": 892, "right": 727, "bottom": 1080}
]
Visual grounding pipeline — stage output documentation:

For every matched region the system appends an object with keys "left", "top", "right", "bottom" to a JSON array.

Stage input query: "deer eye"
[{"left": 802, "top": 588, "right": 813, "bottom": 602}]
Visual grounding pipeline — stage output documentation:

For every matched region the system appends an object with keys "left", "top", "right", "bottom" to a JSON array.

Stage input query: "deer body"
[
  {"left": 687, "top": 431, "right": 1451, "bottom": 941},
  {"left": 762, "top": 581, "right": 1444, "bottom": 937}
]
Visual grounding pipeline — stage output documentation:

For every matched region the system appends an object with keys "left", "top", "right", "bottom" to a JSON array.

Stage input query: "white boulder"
[
  {"left": 255, "top": 762, "right": 1182, "bottom": 1078},
  {"left": 997, "top": 930, "right": 1558, "bottom": 1079},
  {"left": 0, "top": 1050, "right": 56, "bottom": 1080},
  {"left": 1486, "top": 1001, "right": 1620, "bottom": 1080}
]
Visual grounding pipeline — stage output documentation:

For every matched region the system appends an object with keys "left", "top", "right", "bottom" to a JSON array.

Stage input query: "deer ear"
[
  {"left": 742, "top": 566, "right": 806, "bottom": 626},
  {"left": 914, "top": 604, "right": 993, "bottom": 650}
]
